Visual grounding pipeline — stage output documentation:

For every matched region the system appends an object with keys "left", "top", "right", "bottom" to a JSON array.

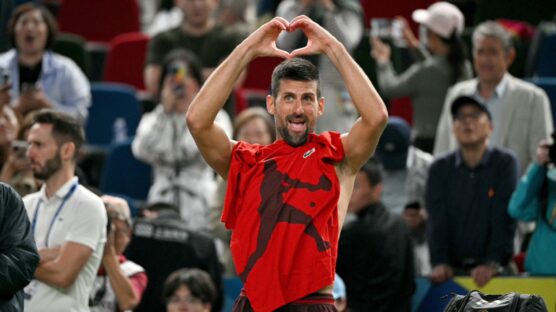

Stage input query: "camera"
[
  {"left": 549, "top": 133, "right": 556, "bottom": 164},
  {"left": 11, "top": 140, "right": 28, "bottom": 159},
  {"left": 167, "top": 61, "right": 187, "bottom": 97},
  {"left": 370, "top": 18, "right": 405, "bottom": 47}
]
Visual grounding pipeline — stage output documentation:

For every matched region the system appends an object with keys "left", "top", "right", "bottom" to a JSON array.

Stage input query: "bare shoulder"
[{"left": 334, "top": 160, "right": 357, "bottom": 229}]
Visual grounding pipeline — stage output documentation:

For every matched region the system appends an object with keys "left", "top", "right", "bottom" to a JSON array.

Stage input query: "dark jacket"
[
  {"left": 337, "top": 202, "right": 415, "bottom": 312},
  {"left": 125, "top": 209, "right": 223, "bottom": 312},
  {"left": 0, "top": 182, "right": 39, "bottom": 312}
]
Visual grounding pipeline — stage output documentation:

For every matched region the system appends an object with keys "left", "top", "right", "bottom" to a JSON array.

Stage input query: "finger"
[
  {"left": 272, "top": 47, "right": 291, "bottom": 59},
  {"left": 270, "top": 16, "right": 289, "bottom": 31},
  {"left": 290, "top": 45, "right": 317, "bottom": 58},
  {"left": 289, "top": 15, "right": 312, "bottom": 32}
]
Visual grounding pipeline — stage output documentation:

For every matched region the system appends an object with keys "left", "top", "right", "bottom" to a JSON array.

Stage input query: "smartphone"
[
  {"left": 0, "top": 68, "right": 9, "bottom": 86},
  {"left": 11, "top": 140, "right": 29, "bottom": 159},
  {"left": 167, "top": 61, "right": 187, "bottom": 97}
]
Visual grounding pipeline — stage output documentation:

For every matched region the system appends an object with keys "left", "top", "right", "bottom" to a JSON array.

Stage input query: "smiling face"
[
  {"left": 267, "top": 79, "right": 323, "bottom": 147},
  {"left": 14, "top": 9, "right": 48, "bottom": 56}
]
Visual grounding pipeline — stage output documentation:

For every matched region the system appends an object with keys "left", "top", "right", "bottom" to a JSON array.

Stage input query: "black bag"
[{"left": 443, "top": 290, "right": 548, "bottom": 312}]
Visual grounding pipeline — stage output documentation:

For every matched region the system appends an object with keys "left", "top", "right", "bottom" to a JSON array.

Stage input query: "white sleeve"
[{"left": 65, "top": 193, "right": 107, "bottom": 250}]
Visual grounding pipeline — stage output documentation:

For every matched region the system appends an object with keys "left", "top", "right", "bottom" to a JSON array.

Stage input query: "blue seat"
[
  {"left": 100, "top": 140, "right": 152, "bottom": 201},
  {"left": 536, "top": 33, "right": 556, "bottom": 77},
  {"left": 86, "top": 83, "right": 141, "bottom": 147},
  {"left": 528, "top": 77, "right": 556, "bottom": 124}
]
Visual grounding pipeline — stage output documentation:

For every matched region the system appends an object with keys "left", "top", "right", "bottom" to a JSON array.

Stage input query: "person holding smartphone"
[
  {"left": 0, "top": 3, "right": 90, "bottom": 123},
  {"left": 371, "top": 2, "right": 473, "bottom": 153}
]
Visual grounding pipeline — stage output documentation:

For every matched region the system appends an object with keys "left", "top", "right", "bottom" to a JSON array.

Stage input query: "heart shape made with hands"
[{"left": 263, "top": 16, "right": 322, "bottom": 59}]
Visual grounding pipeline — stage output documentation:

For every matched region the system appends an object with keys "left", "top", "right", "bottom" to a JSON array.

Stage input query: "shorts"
[{"left": 233, "top": 291, "right": 337, "bottom": 312}]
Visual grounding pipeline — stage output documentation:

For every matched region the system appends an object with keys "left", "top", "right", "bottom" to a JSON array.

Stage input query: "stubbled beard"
[
  {"left": 33, "top": 152, "right": 62, "bottom": 180},
  {"left": 278, "top": 125, "right": 309, "bottom": 147}
]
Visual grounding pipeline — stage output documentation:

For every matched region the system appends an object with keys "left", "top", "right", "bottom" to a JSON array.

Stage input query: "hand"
[
  {"left": 14, "top": 89, "right": 52, "bottom": 116},
  {"left": 536, "top": 141, "right": 550, "bottom": 165},
  {"left": 0, "top": 83, "right": 10, "bottom": 106},
  {"left": 39, "top": 247, "right": 61, "bottom": 263},
  {"left": 103, "top": 225, "right": 117, "bottom": 259},
  {"left": 394, "top": 16, "right": 419, "bottom": 49},
  {"left": 244, "top": 17, "right": 291, "bottom": 59},
  {"left": 288, "top": 15, "right": 339, "bottom": 58},
  {"left": 471, "top": 264, "right": 497, "bottom": 287},
  {"left": 370, "top": 37, "right": 391, "bottom": 65},
  {"left": 429, "top": 264, "right": 453, "bottom": 284}
]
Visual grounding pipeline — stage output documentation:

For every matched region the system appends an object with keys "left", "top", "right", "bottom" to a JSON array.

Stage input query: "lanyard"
[{"left": 31, "top": 182, "right": 78, "bottom": 248}]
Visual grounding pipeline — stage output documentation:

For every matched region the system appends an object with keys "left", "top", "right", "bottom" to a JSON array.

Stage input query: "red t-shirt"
[{"left": 223, "top": 132, "right": 345, "bottom": 311}]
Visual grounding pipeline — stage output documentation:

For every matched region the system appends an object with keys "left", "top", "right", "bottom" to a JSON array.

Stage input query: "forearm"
[
  {"left": 35, "top": 258, "right": 73, "bottom": 288},
  {"left": 186, "top": 42, "right": 253, "bottom": 132},
  {"left": 103, "top": 255, "right": 140, "bottom": 311}
]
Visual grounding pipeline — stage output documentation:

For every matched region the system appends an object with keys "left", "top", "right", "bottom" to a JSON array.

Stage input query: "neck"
[
  {"left": 18, "top": 52, "right": 43, "bottom": 67},
  {"left": 182, "top": 19, "right": 214, "bottom": 36},
  {"left": 478, "top": 75, "right": 504, "bottom": 100},
  {"left": 460, "top": 142, "right": 488, "bottom": 169},
  {"left": 44, "top": 166, "right": 74, "bottom": 198}
]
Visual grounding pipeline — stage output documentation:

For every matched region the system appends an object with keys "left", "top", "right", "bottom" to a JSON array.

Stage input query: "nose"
[{"left": 293, "top": 100, "right": 304, "bottom": 115}]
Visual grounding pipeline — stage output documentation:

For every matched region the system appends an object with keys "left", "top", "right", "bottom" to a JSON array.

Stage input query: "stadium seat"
[
  {"left": 536, "top": 33, "right": 556, "bottom": 77},
  {"left": 57, "top": 0, "right": 140, "bottom": 43},
  {"left": 86, "top": 83, "right": 141, "bottom": 147},
  {"left": 53, "top": 32, "right": 91, "bottom": 78},
  {"left": 103, "top": 32, "right": 149, "bottom": 91},
  {"left": 235, "top": 56, "right": 283, "bottom": 112},
  {"left": 100, "top": 140, "right": 152, "bottom": 201}
]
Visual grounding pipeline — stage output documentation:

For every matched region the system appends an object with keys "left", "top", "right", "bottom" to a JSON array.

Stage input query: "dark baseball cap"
[
  {"left": 451, "top": 95, "right": 492, "bottom": 120},
  {"left": 375, "top": 116, "right": 410, "bottom": 170}
]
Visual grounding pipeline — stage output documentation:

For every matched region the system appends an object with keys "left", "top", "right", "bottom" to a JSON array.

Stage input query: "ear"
[
  {"left": 60, "top": 142, "right": 76, "bottom": 161},
  {"left": 506, "top": 47, "right": 516, "bottom": 66},
  {"left": 266, "top": 95, "right": 276, "bottom": 115},
  {"left": 318, "top": 97, "right": 325, "bottom": 116}
]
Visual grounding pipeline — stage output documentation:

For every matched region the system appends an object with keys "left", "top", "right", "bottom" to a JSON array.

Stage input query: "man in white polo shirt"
[{"left": 22, "top": 109, "right": 107, "bottom": 312}]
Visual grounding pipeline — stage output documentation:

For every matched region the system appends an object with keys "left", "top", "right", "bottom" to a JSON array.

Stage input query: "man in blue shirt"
[{"left": 426, "top": 95, "right": 518, "bottom": 287}]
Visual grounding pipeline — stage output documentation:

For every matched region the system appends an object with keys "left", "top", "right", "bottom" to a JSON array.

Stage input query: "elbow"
[
  {"left": 118, "top": 297, "right": 140, "bottom": 311},
  {"left": 50, "top": 273, "right": 76, "bottom": 289},
  {"left": 185, "top": 109, "right": 207, "bottom": 136}
]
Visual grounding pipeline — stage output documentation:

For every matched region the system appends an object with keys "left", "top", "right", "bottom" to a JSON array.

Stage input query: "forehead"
[
  {"left": 474, "top": 35, "right": 505, "bottom": 51},
  {"left": 28, "top": 123, "right": 54, "bottom": 140},
  {"left": 17, "top": 9, "right": 44, "bottom": 23},
  {"left": 276, "top": 79, "right": 318, "bottom": 95}
]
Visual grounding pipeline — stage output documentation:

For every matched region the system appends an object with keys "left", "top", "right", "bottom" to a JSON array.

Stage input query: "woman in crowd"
[
  {"left": 371, "top": 2, "right": 472, "bottom": 152},
  {"left": 0, "top": 3, "right": 90, "bottom": 122}
]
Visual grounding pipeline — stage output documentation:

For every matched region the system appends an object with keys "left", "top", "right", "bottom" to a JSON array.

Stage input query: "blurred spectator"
[
  {"left": 332, "top": 273, "right": 347, "bottom": 312},
  {"left": 427, "top": 96, "right": 517, "bottom": 287},
  {"left": 0, "top": 104, "right": 20, "bottom": 169},
  {"left": 375, "top": 116, "right": 433, "bottom": 215},
  {"left": 0, "top": 182, "right": 39, "bottom": 312},
  {"left": 162, "top": 268, "right": 216, "bottom": 312},
  {"left": 337, "top": 159, "right": 415, "bottom": 312},
  {"left": 0, "top": 3, "right": 91, "bottom": 122},
  {"left": 0, "top": 0, "right": 14, "bottom": 53},
  {"left": 22, "top": 110, "right": 107, "bottom": 311},
  {"left": 144, "top": 0, "right": 246, "bottom": 102},
  {"left": 216, "top": 0, "right": 257, "bottom": 33},
  {"left": 125, "top": 202, "right": 223, "bottom": 312},
  {"left": 276, "top": 0, "right": 364, "bottom": 133},
  {"left": 89, "top": 195, "right": 147, "bottom": 312},
  {"left": 508, "top": 140, "right": 556, "bottom": 275},
  {"left": 434, "top": 21, "right": 553, "bottom": 175},
  {"left": 371, "top": 2, "right": 472, "bottom": 153},
  {"left": 1, "top": 108, "right": 41, "bottom": 196},
  {"left": 403, "top": 202, "right": 430, "bottom": 276},
  {"left": 133, "top": 49, "right": 231, "bottom": 232}
]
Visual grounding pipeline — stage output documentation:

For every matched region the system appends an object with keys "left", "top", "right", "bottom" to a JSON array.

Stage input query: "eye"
[{"left": 284, "top": 94, "right": 294, "bottom": 101}]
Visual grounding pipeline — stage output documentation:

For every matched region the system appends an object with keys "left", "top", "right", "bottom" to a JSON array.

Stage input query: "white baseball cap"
[{"left": 412, "top": 2, "right": 465, "bottom": 39}]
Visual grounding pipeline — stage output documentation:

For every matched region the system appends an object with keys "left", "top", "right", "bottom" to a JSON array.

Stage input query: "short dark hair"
[
  {"left": 162, "top": 268, "right": 216, "bottom": 306},
  {"left": 360, "top": 158, "right": 383, "bottom": 187},
  {"left": 31, "top": 110, "right": 85, "bottom": 159},
  {"left": 271, "top": 58, "right": 320, "bottom": 98},
  {"left": 158, "top": 49, "right": 204, "bottom": 96},
  {"left": 9, "top": 3, "right": 58, "bottom": 51}
]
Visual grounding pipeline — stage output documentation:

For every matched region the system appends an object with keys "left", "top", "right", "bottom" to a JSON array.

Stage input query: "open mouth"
[
  {"left": 287, "top": 116, "right": 307, "bottom": 133},
  {"left": 24, "top": 35, "right": 35, "bottom": 44}
]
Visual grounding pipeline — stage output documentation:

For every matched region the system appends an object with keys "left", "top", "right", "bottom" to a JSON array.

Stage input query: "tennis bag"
[{"left": 443, "top": 290, "right": 548, "bottom": 312}]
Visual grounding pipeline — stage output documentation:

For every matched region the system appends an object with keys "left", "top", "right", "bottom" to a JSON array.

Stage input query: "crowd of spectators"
[{"left": 0, "top": 0, "right": 555, "bottom": 311}]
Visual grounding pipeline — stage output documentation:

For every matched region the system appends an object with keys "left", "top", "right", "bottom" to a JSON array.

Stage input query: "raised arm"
[
  {"left": 186, "top": 17, "right": 290, "bottom": 178},
  {"left": 289, "top": 16, "right": 388, "bottom": 174}
]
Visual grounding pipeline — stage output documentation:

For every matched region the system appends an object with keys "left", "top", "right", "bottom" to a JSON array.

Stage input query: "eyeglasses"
[
  {"left": 168, "top": 295, "right": 203, "bottom": 306},
  {"left": 454, "top": 111, "right": 485, "bottom": 122}
]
